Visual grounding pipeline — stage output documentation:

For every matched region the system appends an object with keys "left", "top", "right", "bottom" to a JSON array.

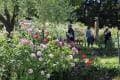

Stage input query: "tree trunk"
[
  {"left": 94, "top": 17, "right": 99, "bottom": 39},
  {"left": 0, "top": 4, "right": 17, "bottom": 36}
]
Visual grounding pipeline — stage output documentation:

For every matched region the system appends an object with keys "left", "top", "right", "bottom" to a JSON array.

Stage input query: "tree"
[
  {"left": 0, "top": 0, "right": 19, "bottom": 35},
  {"left": 71, "top": 0, "right": 120, "bottom": 28},
  {"left": 38, "top": 0, "right": 73, "bottom": 24}
]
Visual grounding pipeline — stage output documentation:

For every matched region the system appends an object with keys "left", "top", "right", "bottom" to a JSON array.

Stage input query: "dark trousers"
[
  {"left": 87, "top": 37, "right": 94, "bottom": 48},
  {"left": 104, "top": 39, "right": 110, "bottom": 48}
]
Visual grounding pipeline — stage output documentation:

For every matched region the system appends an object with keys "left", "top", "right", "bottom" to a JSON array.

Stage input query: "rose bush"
[{"left": 0, "top": 22, "right": 94, "bottom": 80}]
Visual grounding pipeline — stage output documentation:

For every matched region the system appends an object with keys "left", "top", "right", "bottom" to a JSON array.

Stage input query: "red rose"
[
  {"left": 43, "top": 39, "right": 48, "bottom": 43},
  {"left": 82, "top": 55, "right": 87, "bottom": 59},
  {"left": 70, "top": 41, "right": 75, "bottom": 45},
  {"left": 79, "top": 51, "right": 82, "bottom": 54},
  {"left": 89, "top": 58, "right": 94, "bottom": 63},
  {"left": 35, "top": 34, "right": 40, "bottom": 39},
  {"left": 75, "top": 66, "right": 79, "bottom": 71},
  {"left": 86, "top": 62, "right": 91, "bottom": 67},
  {"left": 75, "top": 46, "right": 78, "bottom": 49}
]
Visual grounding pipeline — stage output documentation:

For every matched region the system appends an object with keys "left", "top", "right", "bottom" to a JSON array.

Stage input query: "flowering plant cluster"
[{"left": 0, "top": 21, "right": 94, "bottom": 80}]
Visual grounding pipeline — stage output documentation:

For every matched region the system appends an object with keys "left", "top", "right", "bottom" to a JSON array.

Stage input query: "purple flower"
[
  {"left": 20, "top": 39, "right": 27, "bottom": 45},
  {"left": 37, "top": 51, "right": 42, "bottom": 56},
  {"left": 28, "top": 68, "right": 33, "bottom": 73},
  {"left": 49, "top": 54, "right": 54, "bottom": 58},
  {"left": 31, "top": 53, "right": 36, "bottom": 58},
  {"left": 40, "top": 70, "right": 44, "bottom": 75},
  {"left": 46, "top": 74, "right": 50, "bottom": 78},
  {"left": 46, "top": 32, "right": 49, "bottom": 36}
]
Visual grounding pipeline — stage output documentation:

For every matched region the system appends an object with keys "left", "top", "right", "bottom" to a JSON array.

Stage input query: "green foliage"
[
  {"left": 38, "top": 0, "right": 73, "bottom": 23},
  {"left": 0, "top": 22, "right": 90, "bottom": 80}
]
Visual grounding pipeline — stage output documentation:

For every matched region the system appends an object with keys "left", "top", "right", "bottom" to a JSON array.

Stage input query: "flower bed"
[{"left": 0, "top": 22, "right": 94, "bottom": 80}]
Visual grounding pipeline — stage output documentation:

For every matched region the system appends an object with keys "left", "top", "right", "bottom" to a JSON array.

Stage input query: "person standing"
[
  {"left": 86, "top": 27, "right": 94, "bottom": 48},
  {"left": 66, "top": 24, "right": 74, "bottom": 42},
  {"left": 104, "top": 27, "right": 111, "bottom": 48}
]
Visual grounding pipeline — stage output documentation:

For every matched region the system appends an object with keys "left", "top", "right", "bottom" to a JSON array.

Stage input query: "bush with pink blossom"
[{"left": 0, "top": 22, "right": 94, "bottom": 80}]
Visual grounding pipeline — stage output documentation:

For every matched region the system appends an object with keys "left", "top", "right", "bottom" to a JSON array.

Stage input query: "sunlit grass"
[
  {"left": 112, "top": 75, "right": 120, "bottom": 80},
  {"left": 94, "top": 56, "right": 120, "bottom": 69},
  {"left": 100, "top": 57, "right": 119, "bottom": 64}
]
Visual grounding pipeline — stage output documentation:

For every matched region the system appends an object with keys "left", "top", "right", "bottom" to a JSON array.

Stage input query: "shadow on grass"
[
  {"left": 50, "top": 65, "right": 120, "bottom": 80},
  {"left": 79, "top": 47, "right": 118, "bottom": 57}
]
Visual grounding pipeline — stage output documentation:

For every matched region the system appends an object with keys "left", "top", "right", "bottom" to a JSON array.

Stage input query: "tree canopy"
[{"left": 0, "top": 0, "right": 120, "bottom": 34}]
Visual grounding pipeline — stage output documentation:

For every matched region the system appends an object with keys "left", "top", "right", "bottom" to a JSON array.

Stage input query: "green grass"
[
  {"left": 100, "top": 57, "right": 119, "bottom": 64},
  {"left": 113, "top": 76, "right": 120, "bottom": 80},
  {"left": 95, "top": 56, "right": 120, "bottom": 69}
]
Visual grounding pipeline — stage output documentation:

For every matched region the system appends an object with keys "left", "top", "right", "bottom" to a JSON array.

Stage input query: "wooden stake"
[{"left": 117, "top": 31, "right": 120, "bottom": 63}]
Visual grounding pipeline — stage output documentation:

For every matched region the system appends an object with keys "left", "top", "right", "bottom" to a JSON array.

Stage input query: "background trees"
[
  {"left": 38, "top": 0, "right": 72, "bottom": 24},
  {"left": 0, "top": 0, "right": 120, "bottom": 34},
  {"left": 71, "top": 0, "right": 120, "bottom": 28}
]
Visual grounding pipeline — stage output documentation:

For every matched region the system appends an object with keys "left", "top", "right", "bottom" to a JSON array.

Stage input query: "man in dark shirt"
[
  {"left": 66, "top": 24, "right": 74, "bottom": 42},
  {"left": 104, "top": 27, "right": 111, "bottom": 48}
]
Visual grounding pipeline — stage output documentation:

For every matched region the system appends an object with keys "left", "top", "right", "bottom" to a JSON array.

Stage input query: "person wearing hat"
[
  {"left": 104, "top": 27, "right": 111, "bottom": 48},
  {"left": 66, "top": 24, "right": 74, "bottom": 42}
]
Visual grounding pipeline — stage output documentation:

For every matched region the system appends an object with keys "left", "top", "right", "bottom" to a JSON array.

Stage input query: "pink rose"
[
  {"left": 40, "top": 71, "right": 44, "bottom": 75},
  {"left": 27, "top": 29, "right": 32, "bottom": 33},
  {"left": 40, "top": 44, "right": 47, "bottom": 49},
  {"left": 72, "top": 47, "right": 79, "bottom": 54},
  {"left": 24, "top": 22, "right": 31, "bottom": 26},
  {"left": 69, "top": 55, "right": 73, "bottom": 60},
  {"left": 38, "top": 57, "right": 43, "bottom": 61},
  {"left": 4, "top": 32, "right": 9, "bottom": 35},
  {"left": 29, "top": 40, "right": 33, "bottom": 45},
  {"left": 62, "top": 64, "right": 65, "bottom": 68},
  {"left": 49, "top": 54, "right": 54, "bottom": 58},
  {"left": 46, "top": 74, "right": 50, "bottom": 78},
  {"left": 19, "top": 22, "right": 25, "bottom": 25},
  {"left": 21, "top": 27, "right": 25, "bottom": 30},
  {"left": 37, "top": 51, "right": 42, "bottom": 56},
  {"left": 54, "top": 39, "right": 59, "bottom": 45},
  {"left": 20, "top": 39, "right": 27, "bottom": 45},
  {"left": 31, "top": 53, "right": 36, "bottom": 58}
]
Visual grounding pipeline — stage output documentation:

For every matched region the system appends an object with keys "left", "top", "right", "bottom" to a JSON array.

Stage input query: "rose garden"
[{"left": 0, "top": 0, "right": 120, "bottom": 80}]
